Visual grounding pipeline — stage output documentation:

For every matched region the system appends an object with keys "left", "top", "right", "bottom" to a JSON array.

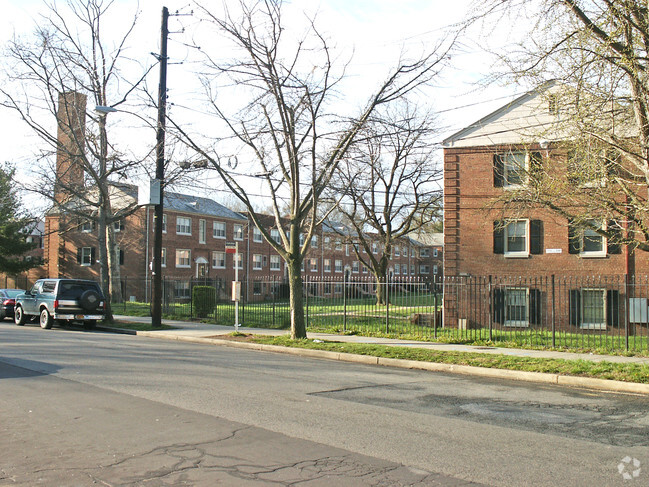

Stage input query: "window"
[
  {"left": 213, "top": 221, "right": 226, "bottom": 239},
  {"left": 324, "top": 236, "right": 331, "bottom": 248},
  {"left": 270, "top": 255, "right": 281, "bottom": 271},
  {"left": 199, "top": 219, "right": 206, "bottom": 244},
  {"left": 310, "top": 258, "right": 318, "bottom": 272},
  {"left": 433, "top": 264, "right": 438, "bottom": 275},
  {"left": 324, "top": 259, "right": 331, "bottom": 272},
  {"left": 324, "top": 283, "right": 332, "bottom": 294},
  {"left": 494, "top": 220, "right": 543, "bottom": 257},
  {"left": 174, "top": 281, "right": 190, "bottom": 299},
  {"left": 411, "top": 265, "right": 415, "bottom": 275},
  {"left": 253, "top": 282, "right": 262, "bottom": 295},
  {"left": 567, "top": 148, "right": 612, "bottom": 188},
  {"left": 504, "top": 288, "right": 528, "bottom": 327},
  {"left": 335, "top": 240, "right": 343, "bottom": 251},
  {"left": 419, "top": 265, "right": 430, "bottom": 274},
  {"left": 395, "top": 246, "right": 400, "bottom": 257},
  {"left": 162, "top": 214, "right": 167, "bottom": 233},
  {"left": 81, "top": 221, "right": 93, "bottom": 233},
  {"left": 569, "top": 288, "right": 617, "bottom": 330},
  {"left": 253, "top": 254, "right": 263, "bottom": 270},
  {"left": 433, "top": 248, "right": 438, "bottom": 257},
  {"left": 212, "top": 251, "right": 225, "bottom": 268},
  {"left": 271, "top": 228, "right": 281, "bottom": 244},
  {"left": 345, "top": 244, "right": 349, "bottom": 256},
  {"left": 335, "top": 259, "right": 343, "bottom": 273},
  {"left": 161, "top": 248, "right": 167, "bottom": 267},
  {"left": 394, "top": 264, "right": 400, "bottom": 275},
  {"left": 176, "top": 249, "right": 191, "bottom": 268},
  {"left": 362, "top": 264, "right": 368, "bottom": 274},
  {"left": 176, "top": 217, "right": 191, "bottom": 235},
  {"left": 299, "top": 233, "right": 305, "bottom": 246},
  {"left": 352, "top": 261, "right": 359, "bottom": 273},
  {"left": 372, "top": 242, "right": 378, "bottom": 254},
  {"left": 234, "top": 224, "right": 244, "bottom": 241},
  {"left": 311, "top": 236, "right": 318, "bottom": 249},
  {"left": 411, "top": 247, "right": 415, "bottom": 257},
  {"left": 420, "top": 248, "right": 430, "bottom": 258},
  {"left": 494, "top": 151, "right": 541, "bottom": 188},
  {"left": 334, "top": 283, "right": 343, "bottom": 294},
  {"left": 78, "top": 247, "right": 94, "bottom": 266},
  {"left": 253, "top": 226, "right": 263, "bottom": 243},
  {"left": 113, "top": 220, "right": 124, "bottom": 232},
  {"left": 568, "top": 219, "right": 616, "bottom": 258}
]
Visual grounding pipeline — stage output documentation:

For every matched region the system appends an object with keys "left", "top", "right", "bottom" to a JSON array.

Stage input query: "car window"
[
  {"left": 4, "top": 289, "right": 24, "bottom": 298},
  {"left": 58, "top": 282, "right": 101, "bottom": 299},
  {"left": 30, "top": 283, "right": 41, "bottom": 294},
  {"left": 42, "top": 281, "right": 57, "bottom": 294}
]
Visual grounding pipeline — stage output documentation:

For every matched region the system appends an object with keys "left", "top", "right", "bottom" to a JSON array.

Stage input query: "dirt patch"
[{"left": 205, "top": 334, "right": 258, "bottom": 342}]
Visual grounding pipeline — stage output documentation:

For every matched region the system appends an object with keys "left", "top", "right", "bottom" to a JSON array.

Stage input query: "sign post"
[{"left": 225, "top": 241, "right": 240, "bottom": 330}]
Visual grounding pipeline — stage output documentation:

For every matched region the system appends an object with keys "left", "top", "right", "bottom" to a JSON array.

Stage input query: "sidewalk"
[
  {"left": 111, "top": 315, "right": 649, "bottom": 365},
  {"left": 104, "top": 315, "right": 649, "bottom": 395}
]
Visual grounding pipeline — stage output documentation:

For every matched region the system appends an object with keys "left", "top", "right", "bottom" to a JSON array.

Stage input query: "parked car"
[
  {"left": 14, "top": 279, "right": 106, "bottom": 329},
  {"left": 0, "top": 289, "right": 25, "bottom": 321}
]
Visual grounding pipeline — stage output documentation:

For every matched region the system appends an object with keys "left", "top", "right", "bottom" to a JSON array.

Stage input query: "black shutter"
[
  {"left": 568, "top": 220, "right": 580, "bottom": 254},
  {"left": 77, "top": 249, "right": 82, "bottom": 264},
  {"left": 494, "top": 154, "right": 504, "bottom": 187},
  {"left": 529, "top": 288, "right": 542, "bottom": 325},
  {"left": 569, "top": 289, "right": 581, "bottom": 326},
  {"left": 493, "top": 288, "right": 505, "bottom": 324},
  {"left": 91, "top": 247, "right": 96, "bottom": 265},
  {"left": 530, "top": 220, "right": 543, "bottom": 255},
  {"left": 607, "top": 290, "right": 620, "bottom": 328},
  {"left": 530, "top": 151, "right": 542, "bottom": 182},
  {"left": 119, "top": 249, "right": 125, "bottom": 266},
  {"left": 493, "top": 221, "right": 504, "bottom": 254},
  {"left": 607, "top": 220, "right": 622, "bottom": 254}
]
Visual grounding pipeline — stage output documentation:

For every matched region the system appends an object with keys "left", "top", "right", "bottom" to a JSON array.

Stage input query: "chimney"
[{"left": 55, "top": 91, "right": 87, "bottom": 203}]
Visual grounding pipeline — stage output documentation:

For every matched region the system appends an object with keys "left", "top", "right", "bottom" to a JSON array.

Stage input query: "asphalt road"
[{"left": 1, "top": 322, "right": 648, "bottom": 486}]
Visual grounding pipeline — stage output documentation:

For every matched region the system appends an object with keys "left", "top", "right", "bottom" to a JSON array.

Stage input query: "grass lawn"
[{"left": 249, "top": 335, "right": 649, "bottom": 384}]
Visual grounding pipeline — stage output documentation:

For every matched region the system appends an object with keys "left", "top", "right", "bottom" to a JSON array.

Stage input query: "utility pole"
[{"left": 151, "top": 6, "right": 169, "bottom": 328}]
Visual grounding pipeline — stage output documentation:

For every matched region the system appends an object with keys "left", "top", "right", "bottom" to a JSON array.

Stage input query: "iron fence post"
[
  {"left": 343, "top": 275, "right": 347, "bottom": 333},
  {"left": 433, "top": 277, "right": 438, "bottom": 340},
  {"left": 551, "top": 275, "right": 556, "bottom": 348},
  {"left": 625, "top": 273, "right": 629, "bottom": 352},
  {"left": 385, "top": 276, "right": 390, "bottom": 334},
  {"left": 488, "top": 275, "right": 493, "bottom": 342},
  {"left": 305, "top": 275, "right": 309, "bottom": 329}
]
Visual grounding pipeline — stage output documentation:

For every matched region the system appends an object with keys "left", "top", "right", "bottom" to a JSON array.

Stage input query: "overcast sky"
[{"left": 0, "top": 0, "right": 519, "bottom": 210}]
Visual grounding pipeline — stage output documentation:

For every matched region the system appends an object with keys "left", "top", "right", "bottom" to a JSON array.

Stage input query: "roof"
[
  {"left": 163, "top": 191, "right": 246, "bottom": 221},
  {"left": 443, "top": 81, "right": 562, "bottom": 148},
  {"left": 409, "top": 232, "right": 443, "bottom": 247}
]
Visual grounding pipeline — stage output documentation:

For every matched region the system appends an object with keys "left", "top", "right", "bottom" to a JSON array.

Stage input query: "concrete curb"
[{"left": 108, "top": 328, "right": 649, "bottom": 396}]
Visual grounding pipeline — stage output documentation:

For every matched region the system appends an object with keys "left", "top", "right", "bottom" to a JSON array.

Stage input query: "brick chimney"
[{"left": 54, "top": 91, "right": 87, "bottom": 203}]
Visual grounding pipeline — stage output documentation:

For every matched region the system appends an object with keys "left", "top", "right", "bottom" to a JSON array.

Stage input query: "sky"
[{"left": 0, "top": 0, "right": 519, "bottom": 211}]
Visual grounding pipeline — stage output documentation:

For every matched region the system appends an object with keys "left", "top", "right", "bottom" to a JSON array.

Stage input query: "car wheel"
[
  {"left": 84, "top": 320, "right": 96, "bottom": 330},
  {"left": 15, "top": 306, "right": 26, "bottom": 326},
  {"left": 79, "top": 290, "right": 101, "bottom": 311},
  {"left": 40, "top": 309, "right": 53, "bottom": 329}
]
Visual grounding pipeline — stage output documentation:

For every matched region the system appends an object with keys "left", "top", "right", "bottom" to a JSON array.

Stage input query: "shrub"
[{"left": 193, "top": 286, "right": 216, "bottom": 318}]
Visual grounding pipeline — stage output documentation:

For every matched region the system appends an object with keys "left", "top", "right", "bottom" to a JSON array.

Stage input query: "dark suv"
[{"left": 14, "top": 279, "right": 106, "bottom": 330}]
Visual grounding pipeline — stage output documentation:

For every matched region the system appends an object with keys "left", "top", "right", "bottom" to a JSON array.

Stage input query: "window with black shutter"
[
  {"left": 530, "top": 220, "right": 543, "bottom": 255},
  {"left": 494, "top": 154, "right": 504, "bottom": 187}
]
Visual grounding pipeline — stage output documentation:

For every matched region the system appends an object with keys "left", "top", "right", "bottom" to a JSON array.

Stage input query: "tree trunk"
[
  {"left": 97, "top": 204, "right": 114, "bottom": 323},
  {"left": 287, "top": 257, "right": 306, "bottom": 339},
  {"left": 106, "top": 223, "right": 123, "bottom": 304},
  {"left": 374, "top": 258, "right": 390, "bottom": 306}
]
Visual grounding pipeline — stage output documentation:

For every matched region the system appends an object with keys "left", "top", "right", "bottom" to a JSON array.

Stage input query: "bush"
[{"left": 193, "top": 286, "right": 217, "bottom": 318}]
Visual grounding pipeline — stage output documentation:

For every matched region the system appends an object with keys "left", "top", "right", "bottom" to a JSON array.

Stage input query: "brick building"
[{"left": 442, "top": 83, "right": 649, "bottom": 331}]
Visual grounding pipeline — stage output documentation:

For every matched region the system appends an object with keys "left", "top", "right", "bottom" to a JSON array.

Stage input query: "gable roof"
[
  {"left": 443, "top": 81, "right": 562, "bottom": 148},
  {"left": 163, "top": 191, "right": 246, "bottom": 221}
]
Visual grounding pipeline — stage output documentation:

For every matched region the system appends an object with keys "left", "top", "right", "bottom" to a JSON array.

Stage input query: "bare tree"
[
  {"left": 173, "top": 0, "right": 449, "bottom": 338},
  {"left": 0, "top": 0, "right": 155, "bottom": 321},
  {"left": 474, "top": 0, "right": 649, "bottom": 253},
  {"left": 327, "top": 101, "right": 442, "bottom": 304}
]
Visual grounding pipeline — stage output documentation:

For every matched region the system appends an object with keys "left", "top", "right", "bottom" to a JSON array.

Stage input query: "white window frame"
[
  {"left": 213, "top": 221, "right": 226, "bottom": 239},
  {"left": 234, "top": 223, "right": 244, "bottom": 241},
  {"left": 199, "top": 219, "right": 206, "bottom": 244},
  {"left": 420, "top": 248, "right": 430, "bottom": 258},
  {"left": 503, "top": 287, "right": 529, "bottom": 328},
  {"left": 580, "top": 288, "right": 607, "bottom": 330},
  {"left": 334, "top": 259, "right": 343, "bottom": 273},
  {"left": 270, "top": 255, "right": 281, "bottom": 271},
  {"left": 161, "top": 248, "right": 167, "bottom": 267},
  {"left": 252, "top": 254, "right": 263, "bottom": 270},
  {"left": 176, "top": 249, "right": 191, "bottom": 268},
  {"left": 395, "top": 245, "right": 400, "bottom": 257},
  {"left": 324, "top": 258, "right": 331, "bottom": 272},
  {"left": 176, "top": 216, "right": 192, "bottom": 236},
  {"left": 310, "top": 258, "right": 318, "bottom": 272},
  {"left": 580, "top": 220, "right": 607, "bottom": 258},
  {"left": 433, "top": 248, "right": 438, "bottom": 257},
  {"left": 80, "top": 247, "right": 92, "bottom": 266},
  {"left": 502, "top": 151, "right": 529, "bottom": 189},
  {"left": 271, "top": 229, "right": 281, "bottom": 244},
  {"left": 253, "top": 226, "right": 263, "bottom": 243},
  {"left": 394, "top": 263, "right": 400, "bottom": 275},
  {"left": 504, "top": 219, "right": 529, "bottom": 258},
  {"left": 81, "top": 221, "right": 93, "bottom": 233},
  {"left": 419, "top": 264, "right": 430, "bottom": 274},
  {"left": 212, "top": 251, "right": 226, "bottom": 269}
]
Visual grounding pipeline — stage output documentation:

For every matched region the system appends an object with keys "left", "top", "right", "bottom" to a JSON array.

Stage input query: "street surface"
[{"left": 1, "top": 322, "right": 648, "bottom": 486}]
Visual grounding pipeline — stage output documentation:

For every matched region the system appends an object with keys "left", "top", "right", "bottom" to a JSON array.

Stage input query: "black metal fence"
[{"left": 6, "top": 273, "right": 649, "bottom": 352}]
